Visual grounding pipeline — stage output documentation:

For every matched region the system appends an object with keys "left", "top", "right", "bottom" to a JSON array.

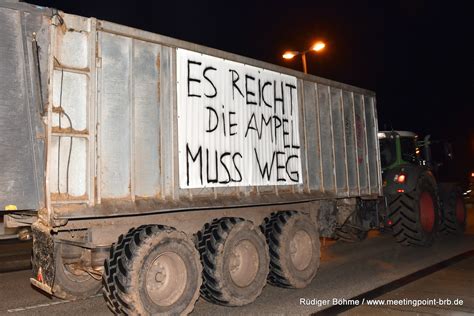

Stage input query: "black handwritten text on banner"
[{"left": 177, "top": 49, "right": 302, "bottom": 188}]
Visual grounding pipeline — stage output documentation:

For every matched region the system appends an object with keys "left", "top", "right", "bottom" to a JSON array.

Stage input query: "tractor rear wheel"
[
  {"left": 388, "top": 173, "right": 439, "bottom": 246},
  {"left": 439, "top": 184, "right": 466, "bottom": 235}
]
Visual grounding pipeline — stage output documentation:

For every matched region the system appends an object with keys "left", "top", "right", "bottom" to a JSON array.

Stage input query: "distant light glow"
[
  {"left": 397, "top": 189, "right": 405, "bottom": 193},
  {"left": 312, "top": 41, "right": 326, "bottom": 52},
  {"left": 471, "top": 172, "right": 474, "bottom": 178},
  {"left": 282, "top": 51, "right": 298, "bottom": 60}
]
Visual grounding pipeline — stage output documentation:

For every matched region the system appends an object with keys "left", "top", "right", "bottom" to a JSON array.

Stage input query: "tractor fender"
[{"left": 383, "top": 164, "right": 435, "bottom": 195}]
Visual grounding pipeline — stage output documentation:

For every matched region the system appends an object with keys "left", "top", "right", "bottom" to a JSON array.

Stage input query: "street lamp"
[{"left": 282, "top": 41, "right": 326, "bottom": 74}]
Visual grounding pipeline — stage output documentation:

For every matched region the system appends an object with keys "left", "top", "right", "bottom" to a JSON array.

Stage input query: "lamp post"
[{"left": 282, "top": 41, "right": 326, "bottom": 74}]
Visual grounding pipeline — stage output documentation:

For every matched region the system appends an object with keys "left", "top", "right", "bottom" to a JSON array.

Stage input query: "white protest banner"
[{"left": 177, "top": 49, "right": 302, "bottom": 188}]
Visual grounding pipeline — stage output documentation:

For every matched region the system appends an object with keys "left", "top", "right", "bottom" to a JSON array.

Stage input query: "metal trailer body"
[{"left": 0, "top": 1, "right": 382, "bottom": 310}]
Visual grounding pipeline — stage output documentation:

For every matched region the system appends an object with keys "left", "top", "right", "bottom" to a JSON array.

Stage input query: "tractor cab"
[{"left": 378, "top": 131, "right": 419, "bottom": 171}]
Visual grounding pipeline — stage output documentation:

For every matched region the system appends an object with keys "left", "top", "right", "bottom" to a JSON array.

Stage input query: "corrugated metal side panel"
[
  {"left": 49, "top": 67, "right": 89, "bottom": 198},
  {"left": 51, "top": 71, "right": 88, "bottom": 131},
  {"left": 99, "top": 32, "right": 132, "bottom": 198},
  {"left": 342, "top": 91, "right": 359, "bottom": 196},
  {"left": 53, "top": 15, "right": 382, "bottom": 210},
  {"left": 293, "top": 78, "right": 306, "bottom": 194},
  {"left": 317, "top": 84, "right": 336, "bottom": 194},
  {"left": 373, "top": 98, "right": 383, "bottom": 196},
  {"left": 47, "top": 13, "right": 100, "bottom": 212},
  {"left": 354, "top": 93, "right": 370, "bottom": 195},
  {"left": 50, "top": 137, "right": 87, "bottom": 196},
  {"left": 54, "top": 25, "right": 89, "bottom": 69},
  {"left": 98, "top": 19, "right": 375, "bottom": 98},
  {"left": 97, "top": 17, "right": 382, "bottom": 202},
  {"left": 330, "top": 88, "right": 348, "bottom": 195},
  {"left": 133, "top": 40, "right": 161, "bottom": 197},
  {"left": 160, "top": 46, "right": 175, "bottom": 199},
  {"left": 0, "top": 7, "right": 41, "bottom": 209},
  {"left": 365, "top": 96, "right": 380, "bottom": 194},
  {"left": 98, "top": 32, "right": 163, "bottom": 199},
  {"left": 302, "top": 81, "right": 322, "bottom": 192}
]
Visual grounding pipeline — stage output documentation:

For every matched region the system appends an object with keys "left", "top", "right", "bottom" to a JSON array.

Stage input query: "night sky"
[{"left": 30, "top": 0, "right": 474, "bottom": 185}]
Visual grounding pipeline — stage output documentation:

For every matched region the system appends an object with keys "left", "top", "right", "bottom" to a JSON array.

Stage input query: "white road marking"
[{"left": 7, "top": 294, "right": 102, "bottom": 313}]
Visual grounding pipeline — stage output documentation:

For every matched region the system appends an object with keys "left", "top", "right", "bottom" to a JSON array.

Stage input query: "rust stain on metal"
[
  {"left": 35, "top": 131, "right": 46, "bottom": 140},
  {"left": 52, "top": 58, "right": 90, "bottom": 72},
  {"left": 51, "top": 193, "right": 88, "bottom": 201},
  {"left": 53, "top": 65, "right": 91, "bottom": 72},
  {"left": 67, "top": 28, "right": 86, "bottom": 34},
  {"left": 53, "top": 57, "right": 61, "bottom": 68},
  {"left": 52, "top": 202, "right": 87, "bottom": 214},
  {"left": 55, "top": 18, "right": 67, "bottom": 34},
  {"left": 51, "top": 126, "right": 88, "bottom": 135}
]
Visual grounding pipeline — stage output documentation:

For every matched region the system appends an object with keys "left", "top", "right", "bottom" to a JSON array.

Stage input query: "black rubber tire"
[
  {"left": 335, "top": 225, "right": 368, "bottom": 242},
  {"left": 388, "top": 173, "right": 440, "bottom": 247},
  {"left": 196, "top": 217, "right": 269, "bottom": 306},
  {"left": 439, "top": 184, "right": 466, "bottom": 235},
  {"left": 102, "top": 225, "right": 202, "bottom": 315},
  {"left": 53, "top": 244, "right": 102, "bottom": 299},
  {"left": 102, "top": 226, "right": 140, "bottom": 313},
  {"left": 263, "top": 211, "right": 320, "bottom": 288}
]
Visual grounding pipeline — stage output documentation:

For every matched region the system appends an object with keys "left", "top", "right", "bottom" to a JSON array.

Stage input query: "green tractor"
[
  {"left": 380, "top": 131, "right": 466, "bottom": 246},
  {"left": 336, "top": 130, "right": 467, "bottom": 245}
]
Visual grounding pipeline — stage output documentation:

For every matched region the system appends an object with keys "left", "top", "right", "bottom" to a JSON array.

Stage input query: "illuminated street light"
[
  {"left": 282, "top": 51, "right": 299, "bottom": 60},
  {"left": 312, "top": 41, "right": 326, "bottom": 52},
  {"left": 282, "top": 41, "right": 326, "bottom": 74}
]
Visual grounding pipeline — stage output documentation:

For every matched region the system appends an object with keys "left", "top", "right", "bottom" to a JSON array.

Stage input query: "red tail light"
[{"left": 396, "top": 174, "right": 406, "bottom": 183}]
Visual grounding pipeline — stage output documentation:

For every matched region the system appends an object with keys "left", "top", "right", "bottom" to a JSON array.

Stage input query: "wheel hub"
[
  {"left": 154, "top": 265, "right": 165, "bottom": 283},
  {"left": 419, "top": 192, "right": 435, "bottom": 232},
  {"left": 145, "top": 252, "right": 187, "bottom": 307},
  {"left": 290, "top": 230, "right": 312, "bottom": 271},
  {"left": 229, "top": 239, "right": 259, "bottom": 288}
]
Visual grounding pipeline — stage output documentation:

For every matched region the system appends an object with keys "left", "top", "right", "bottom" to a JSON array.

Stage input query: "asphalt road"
[
  {"left": 0, "top": 239, "right": 31, "bottom": 273},
  {"left": 0, "top": 210, "right": 473, "bottom": 315},
  {"left": 343, "top": 254, "right": 474, "bottom": 315}
]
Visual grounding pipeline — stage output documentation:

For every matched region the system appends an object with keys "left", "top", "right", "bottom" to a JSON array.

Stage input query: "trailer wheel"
[
  {"left": 53, "top": 244, "right": 102, "bottom": 299},
  {"left": 335, "top": 225, "right": 368, "bottom": 242},
  {"left": 388, "top": 173, "right": 439, "bottom": 246},
  {"left": 439, "top": 184, "right": 466, "bottom": 235},
  {"left": 196, "top": 217, "right": 269, "bottom": 306},
  {"left": 103, "top": 225, "right": 202, "bottom": 315},
  {"left": 263, "top": 211, "right": 320, "bottom": 288},
  {"left": 102, "top": 226, "right": 141, "bottom": 312}
]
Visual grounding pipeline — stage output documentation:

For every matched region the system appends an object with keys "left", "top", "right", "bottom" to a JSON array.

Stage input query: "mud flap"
[{"left": 31, "top": 222, "right": 55, "bottom": 294}]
